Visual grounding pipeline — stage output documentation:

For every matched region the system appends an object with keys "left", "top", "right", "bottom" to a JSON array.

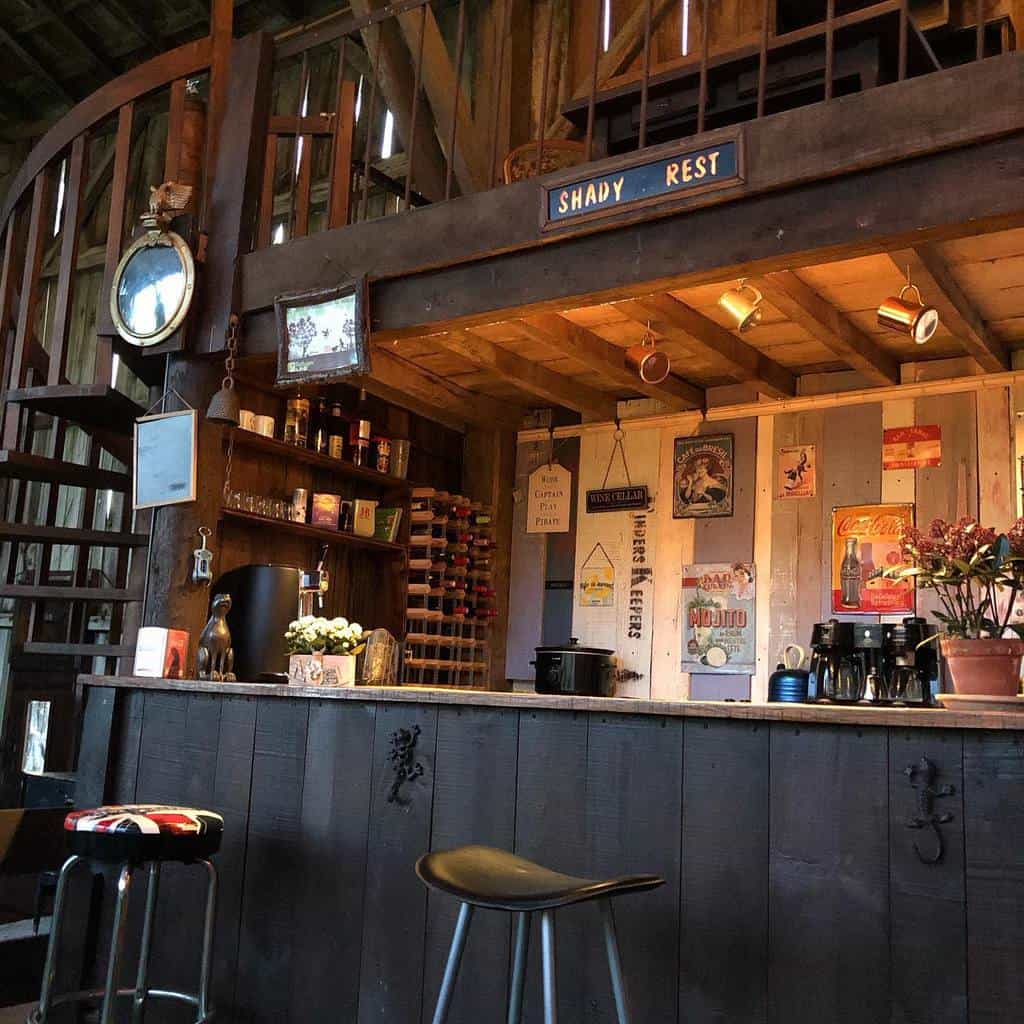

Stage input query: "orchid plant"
[
  {"left": 285, "top": 616, "right": 366, "bottom": 656},
  {"left": 898, "top": 516, "right": 1024, "bottom": 641}
]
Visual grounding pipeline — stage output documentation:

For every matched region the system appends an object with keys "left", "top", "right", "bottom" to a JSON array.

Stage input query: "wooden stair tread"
[
  {"left": 0, "top": 584, "right": 143, "bottom": 601},
  {"left": 6, "top": 385, "right": 145, "bottom": 432},
  {"left": 0, "top": 523, "right": 147, "bottom": 547},
  {"left": 0, "top": 451, "right": 130, "bottom": 491},
  {"left": 22, "top": 642, "right": 135, "bottom": 657}
]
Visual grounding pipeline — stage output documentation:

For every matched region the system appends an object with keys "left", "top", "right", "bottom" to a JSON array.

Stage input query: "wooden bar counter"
[{"left": 73, "top": 674, "right": 1024, "bottom": 1024}]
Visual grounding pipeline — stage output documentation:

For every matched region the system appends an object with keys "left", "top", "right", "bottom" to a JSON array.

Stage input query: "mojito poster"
[
  {"left": 682, "top": 562, "right": 756, "bottom": 674},
  {"left": 831, "top": 503, "right": 915, "bottom": 614}
]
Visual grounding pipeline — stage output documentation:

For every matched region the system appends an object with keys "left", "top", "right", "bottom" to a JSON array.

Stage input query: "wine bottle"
[{"left": 349, "top": 389, "right": 372, "bottom": 467}]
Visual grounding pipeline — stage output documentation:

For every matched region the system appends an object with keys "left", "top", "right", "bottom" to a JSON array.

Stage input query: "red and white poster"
[
  {"left": 883, "top": 425, "right": 941, "bottom": 470},
  {"left": 831, "top": 503, "right": 915, "bottom": 615}
]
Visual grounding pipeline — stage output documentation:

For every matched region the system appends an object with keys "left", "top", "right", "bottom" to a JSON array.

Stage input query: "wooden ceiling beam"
[
  {"left": 359, "top": 345, "right": 526, "bottom": 431},
  {"left": 751, "top": 271, "right": 900, "bottom": 385},
  {"left": 614, "top": 293, "right": 796, "bottom": 399},
  {"left": 32, "top": 0, "right": 118, "bottom": 78},
  {"left": 0, "top": 25, "right": 75, "bottom": 107},
  {"left": 517, "top": 313, "right": 705, "bottom": 412},
  {"left": 434, "top": 329, "right": 619, "bottom": 420},
  {"left": 888, "top": 245, "right": 1009, "bottom": 373}
]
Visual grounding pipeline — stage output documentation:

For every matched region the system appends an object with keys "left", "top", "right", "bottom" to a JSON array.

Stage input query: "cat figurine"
[{"left": 197, "top": 592, "right": 236, "bottom": 682}]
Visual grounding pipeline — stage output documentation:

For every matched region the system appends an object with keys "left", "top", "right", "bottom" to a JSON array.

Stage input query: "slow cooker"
[{"left": 532, "top": 638, "right": 616, "bottom": 697}]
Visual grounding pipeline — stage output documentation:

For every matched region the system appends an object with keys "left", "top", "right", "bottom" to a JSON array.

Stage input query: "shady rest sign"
[{"left": 543, "top": 135, "right": 742, "bottom": 227}]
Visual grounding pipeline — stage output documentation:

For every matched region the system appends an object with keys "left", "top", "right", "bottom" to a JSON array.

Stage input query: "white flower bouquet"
[{"left": 284, "top": 616, "right": 366, "bottom": 656}]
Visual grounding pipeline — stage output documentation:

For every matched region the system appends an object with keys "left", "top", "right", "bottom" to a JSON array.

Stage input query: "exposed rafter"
[
  {"left": 435, "top": 329, "right": 619, "bottom": 420},
  {"left": 615, "top": 293, "right": 796, "bottom": 399},
  {"left": 0, "top": 24, "right": 75, "bottom": 107},
  {"left": 751, "top": 271, "right": 900, "bottom": 385},
  {"left": 888, "top": 245, "right": 1009, "bottom": 373},
  {"left": 32, "top": 0, "right": 117, "bottom": 79},
  {"left": 517, "top": 313, "right": 705, "bottom": 412}
]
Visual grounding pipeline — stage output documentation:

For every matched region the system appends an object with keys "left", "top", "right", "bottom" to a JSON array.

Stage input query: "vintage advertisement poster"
[
  {"left": 883, "top": 425, "right": 942, "bottom": 470},
  {"left": 778, "top": 444, "right": 816, "bottom": 498},
  {"left": 526, "top": 462, "right": 572, "bottom": 533},
  {"left": 681, "top": 562, "right": 756, "bottom": 674},
  {"left": 673, "top": 434, "right": 734, "bottom": 518},
  {"left": 578, "top": 542, "right": 615, "bottom": 607},
  {"left": 831, "top": 503, "right": 915, "bottom": 614}
]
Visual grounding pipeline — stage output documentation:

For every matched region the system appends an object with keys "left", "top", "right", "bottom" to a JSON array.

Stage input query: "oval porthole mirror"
[{"left": 110, "top": 181, "right": 196, "bottom": 348}]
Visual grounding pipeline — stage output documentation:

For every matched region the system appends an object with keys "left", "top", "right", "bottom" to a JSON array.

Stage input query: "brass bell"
[{"left": 206, "top": 377, "right": 240, "bottom": 426}]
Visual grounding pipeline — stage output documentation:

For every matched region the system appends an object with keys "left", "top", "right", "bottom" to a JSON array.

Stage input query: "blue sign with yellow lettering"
[{"left": 545, "top": 139, "right": 741, "bottom": 226}]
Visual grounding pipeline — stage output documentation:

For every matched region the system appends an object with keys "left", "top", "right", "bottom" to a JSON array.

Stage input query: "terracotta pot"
[{"left": 940, "top": 637, "right": 1024, "bottom": 697}]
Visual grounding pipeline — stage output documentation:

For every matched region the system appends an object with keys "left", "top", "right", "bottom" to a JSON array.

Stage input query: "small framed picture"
[
  {"left": 133, "top": 409, "right": 198, "bottom": 509},
  {"left": 275, "top": 277, "right": 370, "bottom": 386},
  {"left": 672, "top": 433, "right": 734, "bottom": 519}
]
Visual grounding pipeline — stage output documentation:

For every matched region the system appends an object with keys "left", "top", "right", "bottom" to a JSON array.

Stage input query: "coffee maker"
[
  {"left": 808, "top": 619, "right": 856, "bottom": 701},
  {"left": 880, "top": 617, "right": 938, "bottom": 706}
]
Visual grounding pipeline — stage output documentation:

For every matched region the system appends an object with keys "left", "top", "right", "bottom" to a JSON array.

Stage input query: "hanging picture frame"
[
  {"left": 133, "top": 407, "right": 198, "bottom": 510},
  {"left": 673, "top": 434, "right": 734, "bottom": 518},
  {"left": 275, "top": 276, "right": 370, "bottom": 386}
]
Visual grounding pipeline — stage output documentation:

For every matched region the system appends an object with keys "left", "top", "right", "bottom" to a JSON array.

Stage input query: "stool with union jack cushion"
[{"left": 27, "top": 804, "right": 223, "bottom": 1024}]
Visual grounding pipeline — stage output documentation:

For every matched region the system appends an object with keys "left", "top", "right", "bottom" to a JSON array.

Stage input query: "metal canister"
[
  {"left": 374, "top": 437, "right": 392, "bottom": 474},
  {"left": 291, "top": 488, "right": 308, "bottom": 523}
]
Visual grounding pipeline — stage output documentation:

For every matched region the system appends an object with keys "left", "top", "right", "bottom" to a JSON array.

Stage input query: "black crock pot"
[{"left": 532, "top": 638, "right": 615, "bottom": 696}]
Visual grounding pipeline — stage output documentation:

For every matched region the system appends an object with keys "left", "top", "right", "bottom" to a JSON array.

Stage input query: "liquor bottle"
[
  {"left": 328, "top": 401, "right": 345, "bottom": 459},
  {"left": 311, "top": 398, "right": 329, "bottom": 454},
  {"left": 284, "top": 396, "right": 310, "bottom": 446},
  {"left": 840, "top": 537, "right": 862, "bottom": 608},
  {"left": 349, "top": 389, "right": 372, "bottom": 467}
]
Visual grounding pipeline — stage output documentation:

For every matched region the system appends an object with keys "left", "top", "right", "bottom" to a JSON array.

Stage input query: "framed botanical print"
[
  {"left": 673, "top": 434, "right": 734, "bottom": 519},
  {"left": 275, "top": 277, "right": 370, "bottom": 385}
]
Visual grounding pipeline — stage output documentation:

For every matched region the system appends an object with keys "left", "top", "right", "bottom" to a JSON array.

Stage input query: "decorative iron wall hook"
[
  {"left": 388, "top": 725, "right": 424, "bottom": 804},
  {"left": 905, "top": 756, "right": 955, "bottom": 865}
]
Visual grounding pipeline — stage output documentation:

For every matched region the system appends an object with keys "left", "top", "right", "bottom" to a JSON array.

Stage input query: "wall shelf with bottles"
[
  {"left": 229, "top": 429, "right": 411, "bottom": 494},
  {"left": 219, "top": 507, "right": 407, "bottom": 556}
]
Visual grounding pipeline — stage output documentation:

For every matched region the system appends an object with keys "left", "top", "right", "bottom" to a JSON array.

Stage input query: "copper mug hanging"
[
  {"left": 718, "top": 281, "right": 764, "bottom": 331},
  {"left": 625, "top": 330, "right": 671, "bottom": 384},
  {"left": 877, "top": 283, "right": 939, "bottom": 345}
]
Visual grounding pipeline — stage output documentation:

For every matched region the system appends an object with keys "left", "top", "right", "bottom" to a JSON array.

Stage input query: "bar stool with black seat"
[
  {"left": 27, "top": 804, "right": 223, "bottom": 1024},
  {"left": 417, "top": 845, "right": 664, "bottom": 1024}
]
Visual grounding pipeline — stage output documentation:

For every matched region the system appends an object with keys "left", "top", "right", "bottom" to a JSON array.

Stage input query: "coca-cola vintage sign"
[{"left": 831, "top": 503, "right": 915, "bottom": 615}]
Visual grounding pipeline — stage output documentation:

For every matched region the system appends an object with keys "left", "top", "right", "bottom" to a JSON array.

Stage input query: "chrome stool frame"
[{"left": 28, "top": 852, "right": 218, "bottom": 1024}]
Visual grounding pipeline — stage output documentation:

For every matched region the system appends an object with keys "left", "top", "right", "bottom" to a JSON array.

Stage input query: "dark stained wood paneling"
[
  {"left": 769, "top": 723, "right": 889, "bottom": 1024},
  {"left": 289, "top": 699, "right": 377, "bottom": 1022},
  {"left": 421, "top": 706, "right": 520, "bottom": 1023},
  {"left": 75, "top": 684, "right": 117, "bottom": 809},
  {"left": 585, "top": 713, "right": 683, "bottom": 1023},
  {"left": 233, "top": 698, "right": 310, "bottom": 1023},
  {"left": 513, "top": 709, "right": 589, "bottom": 1023},
  {"left": 964, "top": 730, "right": 1024, "bottom": 1024},
  {"left": 680, "top": 718, "right": 769, "bottom": 1023},
  {"left": 889, "top": 729, "right": 966, "bottom": 1024},
  {"left": 357, "top": 702, "right": 439, "bottom": 1024},
  {"left": 107, "top": 686, "right": 145, "bottom": 803}
]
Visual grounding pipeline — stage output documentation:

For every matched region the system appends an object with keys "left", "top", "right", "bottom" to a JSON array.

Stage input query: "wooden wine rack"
[{"left": 402, "top": 488, "right": 498, "bottom": 689}]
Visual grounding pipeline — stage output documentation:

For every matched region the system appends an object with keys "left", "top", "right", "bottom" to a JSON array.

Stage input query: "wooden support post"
[
  {"left": 330, "top": 80, "right": 357, "bottom": 228},
  {"left": 95, "top": 103, "right": 133, "bottom": 340},
  {"left": 47, "top": 135, "right": 87, "bottom": 387}
]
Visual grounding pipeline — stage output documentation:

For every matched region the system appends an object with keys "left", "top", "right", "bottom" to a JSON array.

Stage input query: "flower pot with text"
[
  {"left": 940, "top": 637, "right": 1024, "bottom": 697},
  {"left": 321, "top": 654, "right": 357, "bottom": 687},
  {"left": 288, "top": 653, "right": 324, "bottom": 686}
]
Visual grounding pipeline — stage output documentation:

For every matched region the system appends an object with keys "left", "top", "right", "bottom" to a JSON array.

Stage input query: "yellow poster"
[{"left": 579, "top": 543, "right": 615, "bottom": 607}]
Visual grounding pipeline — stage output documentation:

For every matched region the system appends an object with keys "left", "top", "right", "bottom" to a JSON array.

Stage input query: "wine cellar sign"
[
  {"left": 586, "top": 485, "right": 649, "bottom": 514},
  {"left": 542, "top": 131, "right": 743, "bottom": 229}
]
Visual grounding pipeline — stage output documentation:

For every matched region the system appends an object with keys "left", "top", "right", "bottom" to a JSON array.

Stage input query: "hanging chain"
[
  {"left": 601, "top": 427, "right": 633, "bottom": 488},
  {"left": 221, "top": 315, "right": 240, "bottom": 503}
]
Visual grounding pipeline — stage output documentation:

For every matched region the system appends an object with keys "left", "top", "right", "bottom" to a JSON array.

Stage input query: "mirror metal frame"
[{"left": 110, "top": 228, "right": 195, "bottom": 348}]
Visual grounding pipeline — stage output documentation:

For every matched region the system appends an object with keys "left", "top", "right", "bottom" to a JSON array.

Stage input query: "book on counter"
[
  {"left": 311, "top": 492, "right": 342, "bottom": 530},
  {"left": 134, "top": 627, "right": 189, "bottom": 679},
  {"left": 374, "top": 506, "right": 403, "bottom": 543}
]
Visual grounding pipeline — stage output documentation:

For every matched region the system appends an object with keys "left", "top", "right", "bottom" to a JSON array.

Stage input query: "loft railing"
[{"left": 253, "top": 0, "right": 1012, "bottom": 247}]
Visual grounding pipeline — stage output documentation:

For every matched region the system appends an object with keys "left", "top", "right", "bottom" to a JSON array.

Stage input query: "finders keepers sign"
[{"left": 682, "top": 563, "right": 756, "bottom": 674}]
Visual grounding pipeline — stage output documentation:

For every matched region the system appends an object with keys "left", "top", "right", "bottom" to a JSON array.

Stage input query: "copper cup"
[
  {"left": 625, "top": 342, "right": 671, "bottom": 384},
  {"left": 718, "top": 282, "right": 763, "bottom": 331},
  {"left": 877, "top": 284, "right": 939, "bottom": 345}
]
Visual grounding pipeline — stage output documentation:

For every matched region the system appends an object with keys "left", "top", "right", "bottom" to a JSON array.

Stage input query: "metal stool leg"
[
  {"left": 196, "top": 859, "right": 218, "bottom": 1023},
  {"left": 507, "top": 911, "right": 531, "bottom": 1024},
  {"left": 540, "top": 910, "right": 557, "bottom": 1024},
  {"left": 36, "top": 854, "right": 83, "bottom": 1021},
  {"left": 131, "top": 861, "right": 162, "bottom": 1024},
  {"left": 431, "top": 901, "right": 474, "bottom": 1024},
  {"left": 600, "top": 900, "right": 631, "bottom": 1024},
  {"left": 100, "top": 863, "right": 134, "bottom": 1024}
]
